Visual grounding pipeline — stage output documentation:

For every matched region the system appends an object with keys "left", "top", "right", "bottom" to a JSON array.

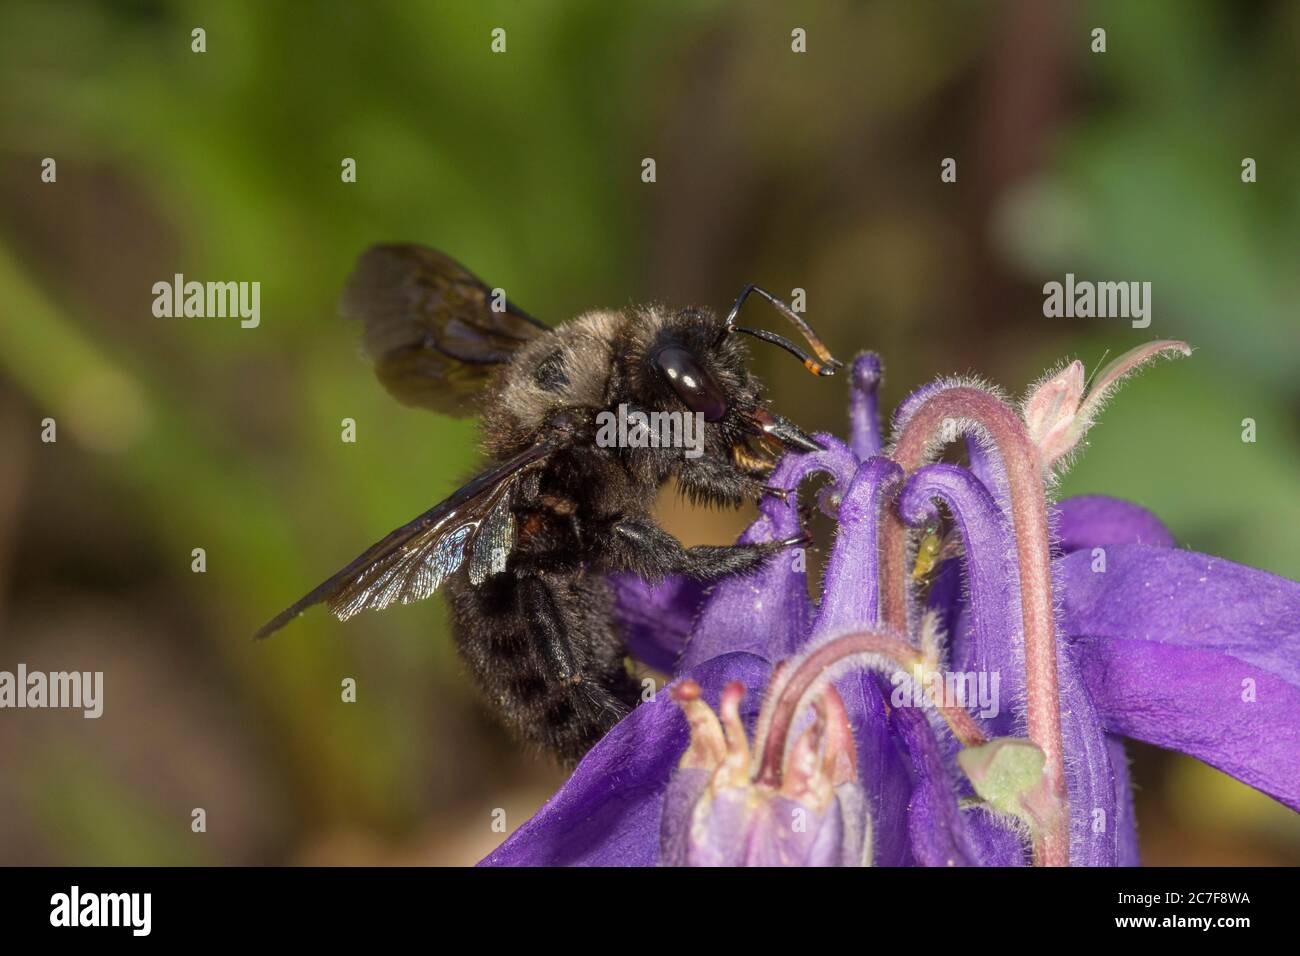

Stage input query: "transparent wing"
[{"left": 254, "top": 441, "right": 551, "bottom": 639}]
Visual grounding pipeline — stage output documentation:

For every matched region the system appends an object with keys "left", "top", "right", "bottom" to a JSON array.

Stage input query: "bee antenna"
[
  {"left": 720, "top": 284, "right": 843, "bottom": 376},
  {"left": 730, "top": 326, "right": 837, "bottom": 377}
]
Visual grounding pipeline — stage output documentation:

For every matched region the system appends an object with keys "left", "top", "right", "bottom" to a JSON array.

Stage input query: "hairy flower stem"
[
  {"left": 884, "top": 388, "right": 1069, "bottom": 866},
  {"left": 755, "top": 630, "right": 987, "bottom": 787}
]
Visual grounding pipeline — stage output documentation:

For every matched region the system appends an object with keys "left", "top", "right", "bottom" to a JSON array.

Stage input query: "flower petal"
[
  {"left": 1053, "top": 495, "right": 1174, "bottom": 554},
  {"left": 1108, "top": 736, "right": 1141, "bottom": 866},
  {"left": 898, "top": 463, "right": 1025, "bottom": 731},
  {"left": 837, "top": 672, "right": 915, "bottom": 865},
  {"left": 891, "top": 707, "right": 990, "bottom": 866},
  {"left": 812, "top": 456, "right": 904, "bottom": 635},
  {"left": 479, "top": 652, "right": 772, "bottom": 866},
  {"left": 1058, "top": 545, "right": 1300, "bottom": 811},
  {"left": 1073, "top": 634, "right": 1300, "bottom": 812},
  {"left": 963, "top": 808, "right": 1029, "bottom": 865},
  {"left": 610, "top": 573, "right": 705, "bottom": 673},
  {"left": 680, "top": 436, "right": 858, "bottom": 670},
  {"left": 965, "top": 433, "right": 1011, "bottom": 513},
  {"left": 1057, "top": 544, "right": 1300, "bottom": 685},
  {"left": 1058, "top": 645, "right": 1122, "bottom": 866},
  {"left": 808, "top": 456, "right": 917, "bottom": 864}
]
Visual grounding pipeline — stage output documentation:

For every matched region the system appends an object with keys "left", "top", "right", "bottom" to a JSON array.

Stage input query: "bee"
[{"left": 256, "top": 244, "right": 841, "bottom": 763}]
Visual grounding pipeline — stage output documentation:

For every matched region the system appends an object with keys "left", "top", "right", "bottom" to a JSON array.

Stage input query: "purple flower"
[
  {"left": 481, "top": 344, "right": 1300, "bottom": 867},
  {"left": 660, "top": 677, "right": 870, "bottom": 866}
]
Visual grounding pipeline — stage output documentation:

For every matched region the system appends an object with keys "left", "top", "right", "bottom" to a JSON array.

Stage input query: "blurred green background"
[{"left": 0, "top": 0, "right": 1296, "bottom": 865}]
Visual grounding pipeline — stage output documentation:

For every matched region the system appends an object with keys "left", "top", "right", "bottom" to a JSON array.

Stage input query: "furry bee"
[{"left": 256, "top": 244, "right": 841, "bottom": 763}]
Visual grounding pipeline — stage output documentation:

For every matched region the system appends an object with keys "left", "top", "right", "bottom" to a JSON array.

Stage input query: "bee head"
[
  {"left": 616, "top": 298, "right": 838, "bottom": 502},
  {"left": 657, "top": 307, "right": 824, "bottom": 448}
]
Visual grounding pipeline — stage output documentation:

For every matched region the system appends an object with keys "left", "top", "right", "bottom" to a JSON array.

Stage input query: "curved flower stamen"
[{"left": 884, "top": 385, "right": 1069, "bottom": 866}]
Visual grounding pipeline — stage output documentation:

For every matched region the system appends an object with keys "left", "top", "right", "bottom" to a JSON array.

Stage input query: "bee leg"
[
  {"left": 519, "top": 576, "right": 579, "bottom": 685},
  {"left": 601, "top": 518, "right": 801, "bottom": 584},
  {"left": 679, "top": 540, "right": 803, "bottom": 580}
]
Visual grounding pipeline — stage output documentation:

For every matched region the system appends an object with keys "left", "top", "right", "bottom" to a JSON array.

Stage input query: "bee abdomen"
[{"left": 446, "top": 572, "right": 639, "bottom": 764}]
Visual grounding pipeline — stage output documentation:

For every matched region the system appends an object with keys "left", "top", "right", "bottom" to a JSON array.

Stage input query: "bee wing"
[
  {"left": 254, "top": 439, "right": 552, "bottom": 640},
  {"left": 341, "top": 244, "right": 547, "bottom": 415}
]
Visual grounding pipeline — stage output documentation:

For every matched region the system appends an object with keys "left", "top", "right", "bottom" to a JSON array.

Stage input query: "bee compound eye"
[{"left": 653, "top": 346, "right": 728, "bottom": 422}]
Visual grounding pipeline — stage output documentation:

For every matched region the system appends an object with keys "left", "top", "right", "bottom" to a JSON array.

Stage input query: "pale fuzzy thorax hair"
[{"left": 481, "top": 308, "right": 621, "bottom": 454}]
